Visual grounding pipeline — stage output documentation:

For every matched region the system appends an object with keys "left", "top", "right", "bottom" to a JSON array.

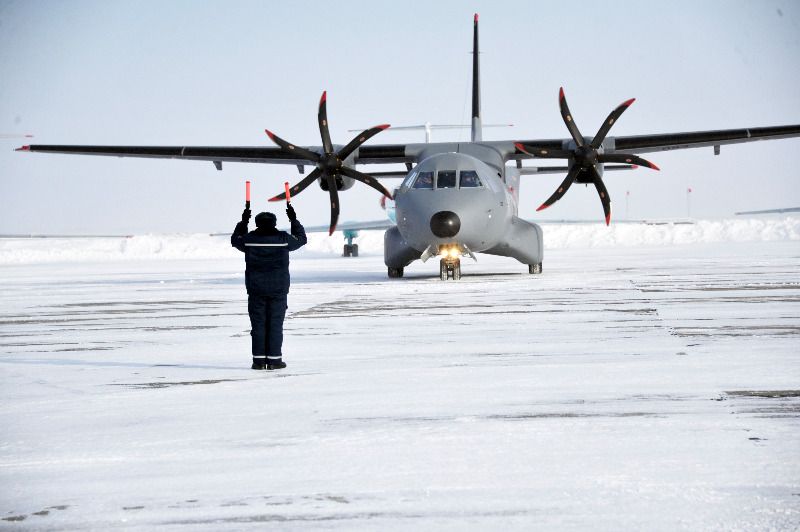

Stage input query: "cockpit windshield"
[
  {"left": 459, "top": 170, "right": 482, "bottom": 188},
  {"left": 437, "top": 170, "right": 456, "bottom": 189},
  {"left": 412, "top": 171, "right": 434, "bottom": 189}
]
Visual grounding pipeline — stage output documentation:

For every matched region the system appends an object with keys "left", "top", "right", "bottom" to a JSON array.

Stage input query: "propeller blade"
[
  {"left": 337, "top": 124, "right": 391, "bottom": 161},
  {"left": 265, "top": 129, "right": 321, "bottom": 163},
  {"left": 558, "top": 87, "right": 585, "bottom": 148},
  {"left": 536, "top": 164, "right": 582, "bottom": 212},
  {"left": 590, "top": 167, "right": 612, "bottom": 225},
  {"left": 515, "top": 143, "right": 573, "bottom": 159},
  {"left": 597, "top": 153, "right": 660, "bottom": 170},
  {"left": 591, "top": 98, "right": 635, "bottom": 149},
  {"left": 318, "top": 91, "right": 334, "bottom": 155},
  {"left": 325, "top": 174, "right": 340, "bottom": 236},
  {"left": 268, "top": 167, "right": 323, "bottom": 202},
  {"left": 339, "top": 166, "right": 393, "bottom": 198}
]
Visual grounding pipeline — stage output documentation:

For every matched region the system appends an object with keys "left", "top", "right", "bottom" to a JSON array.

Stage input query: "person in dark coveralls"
[{"left": 231, "top": 205, "right": 307, "bottom": 370}]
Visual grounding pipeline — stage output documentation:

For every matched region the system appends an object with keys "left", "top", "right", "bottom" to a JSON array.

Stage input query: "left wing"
[{"left": 510, "top": 124, "right": 800, "bottom": 161}]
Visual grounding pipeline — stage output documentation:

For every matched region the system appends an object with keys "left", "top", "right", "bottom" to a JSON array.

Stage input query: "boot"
[{"left": 267, "top": 361, "right": 287, "bottom": 370}]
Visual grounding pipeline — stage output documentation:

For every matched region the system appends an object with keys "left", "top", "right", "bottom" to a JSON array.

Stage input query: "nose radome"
[{"left": 430, "top": 211, "right": 461, "bottom": 238}]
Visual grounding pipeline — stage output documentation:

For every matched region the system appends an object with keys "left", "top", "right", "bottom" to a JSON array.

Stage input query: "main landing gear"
[
  {"left": 529, "top": 263, "right": 542, "bottom": 274},
  {"left": 342, "top": 229, "right": 359, "bottom": 257},
  {"left": 440, "top": 257, "right": 461, "bottom": 281},
  {"left": 388, "top": 267, "right": 404, "bottom": 278}
]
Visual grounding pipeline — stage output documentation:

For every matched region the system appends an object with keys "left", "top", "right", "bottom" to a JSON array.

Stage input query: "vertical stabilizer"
[{"left": 471, "top": 13, "right": 482, "bottom": 142}]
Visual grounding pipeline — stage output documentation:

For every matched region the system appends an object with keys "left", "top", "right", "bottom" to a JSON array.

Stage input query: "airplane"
[{"left": 15, "top": 14, "right": 800, "bottom": 281}]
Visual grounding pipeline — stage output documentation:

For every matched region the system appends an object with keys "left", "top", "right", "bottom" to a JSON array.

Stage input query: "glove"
[
  {"left": 286, "top": 204, "right": 297, "bottom": 222},
  {"left": 241, "top": 208, "right": 251, "bottom": 223}
]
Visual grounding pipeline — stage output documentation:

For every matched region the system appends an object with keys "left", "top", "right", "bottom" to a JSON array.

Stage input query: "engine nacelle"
[
  {"left": 575, "top": 163, "right": 605, "bottom": 184},
  {"left": 318, "top": 174, "right": 355, "bottom": 191}
]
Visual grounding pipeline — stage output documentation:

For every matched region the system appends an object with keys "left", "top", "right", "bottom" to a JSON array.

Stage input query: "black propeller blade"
[
  {"left": 266, "top": 91, "right": 392, "bottom": 235},
  {"left": 517, "top": 87, "right": 660, "bottom": 225}
]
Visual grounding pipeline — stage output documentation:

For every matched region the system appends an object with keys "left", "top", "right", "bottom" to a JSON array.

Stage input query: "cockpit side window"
[
  {"left": 459, "top": 170, "right": 482, "bottom": 188},
  {"left": 402, "top": 171, "right": 417, "bottom": 188},
  {"left": 412, "top": 171, "right": 434, "bottom": 189},
  {"left": 437, "top": 170, "right": 456, "bottom": 189}
]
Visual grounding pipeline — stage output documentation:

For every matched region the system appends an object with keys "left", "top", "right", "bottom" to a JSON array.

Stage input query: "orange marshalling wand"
[
  {"left": 245, "top": 180, "right": 251, "bottom": 209},
  {"left": 284, "top": 181, "right": 291, "bottom": 203}
]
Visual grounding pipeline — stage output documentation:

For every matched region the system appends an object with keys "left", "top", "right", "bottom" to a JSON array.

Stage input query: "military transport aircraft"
[{"left": 16, "top": 14, "right": 800, "bottom": 280}]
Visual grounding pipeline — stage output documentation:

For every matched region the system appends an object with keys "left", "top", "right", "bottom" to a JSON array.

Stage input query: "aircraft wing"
[
  {"left": 511, "top": 124, "right": 800, "bottom": 160},
  {"left": 15, "top": 144, "right": 413, "bottom": 167},
  {"left": 18, "top": 124, "right": 800, "bottom": 166}
]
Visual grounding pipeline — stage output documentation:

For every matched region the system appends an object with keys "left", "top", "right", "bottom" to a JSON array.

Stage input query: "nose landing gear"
[{"left": 440, "top": 257, "right": 461, "bottom": 281}]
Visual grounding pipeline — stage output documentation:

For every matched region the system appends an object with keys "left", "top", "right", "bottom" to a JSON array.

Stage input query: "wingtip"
[
  {"left": 514, "top": 142, "right": 528, "bottom": 154},
  {"left": 536, "top": 203, "right": 549, "bottom": 212},
  {"left": 605, "top": 213, "right": 612, "bottom": 226},
  {"left": 15, "top": 145, "right": 30, "bottom": 152},
  {"left": 559, "top": 87, "right": 565, "bottom": 101},
  {"left": 622, "top": 97, "right": 636, "bottom": 107},
  {"left": 328, "top": 225, "right": 337, "bottom": 236},
  {"left": 268, "top": 193, "right": 284, "bottom": 202},
  {"left": 320, "top": 91, "right": 327, "bottom": 106},
  {"left": 377, "top": 124, "right": 391, "bottom": 130},
  {"left": 650, "top": 162, "right": 661, "bottom": 171},
  {"left": 474, "top": 13, "right": 479, "bottom": 23}
]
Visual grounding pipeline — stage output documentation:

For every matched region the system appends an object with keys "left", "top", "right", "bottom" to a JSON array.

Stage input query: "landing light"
[{"left": 439, "top": 245, "right": 461, "bottom": 259}]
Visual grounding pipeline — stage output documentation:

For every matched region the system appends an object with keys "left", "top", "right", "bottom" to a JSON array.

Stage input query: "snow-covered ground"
[{"left": 1, "top": 219, "right": 799, "bottom": 530}]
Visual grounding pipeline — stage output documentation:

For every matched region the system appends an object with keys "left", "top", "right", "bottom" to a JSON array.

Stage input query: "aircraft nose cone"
[{"left": 430, "top": 211, "right": 461, "bottom": 238}]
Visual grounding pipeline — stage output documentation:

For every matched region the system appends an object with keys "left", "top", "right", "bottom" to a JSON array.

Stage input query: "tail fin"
[{"left": 471, "top": 13, "right": 482, "bottom": 142}]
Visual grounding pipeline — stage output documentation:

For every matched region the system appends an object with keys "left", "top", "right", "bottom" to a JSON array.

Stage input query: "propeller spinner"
[
  {"left": 517, "top": 87, "right": 660, "bottom": 225},
  {"left": 266, "top": 91, "right": 392, "bottom": 235}
]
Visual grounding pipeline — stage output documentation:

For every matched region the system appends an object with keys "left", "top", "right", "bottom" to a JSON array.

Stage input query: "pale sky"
[{"left": 1, "top": 0, "right": 799, "bottom": 234}]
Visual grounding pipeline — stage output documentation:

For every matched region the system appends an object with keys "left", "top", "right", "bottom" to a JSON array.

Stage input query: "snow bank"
[
  {"left": 1, "top": 216, "right": 797, "bottom": 264},
  {"left": 542, "top": 216, "right": 800, "bottom": 249}
]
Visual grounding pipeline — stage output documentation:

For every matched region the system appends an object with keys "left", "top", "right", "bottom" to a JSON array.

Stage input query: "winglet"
[
  {"left": 474, "top": 13, "right": 479, "bottom": 23},
  {"left": 320, "top": 91, "right": 327, "bottom": 106},
  {"left": 15, "top": 145, "right": 30, "bottom": 152}
]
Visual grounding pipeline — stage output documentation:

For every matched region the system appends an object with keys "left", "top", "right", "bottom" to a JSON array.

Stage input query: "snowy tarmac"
[{"left": 1, "top": 227, "right": 799, "bottom": 530}]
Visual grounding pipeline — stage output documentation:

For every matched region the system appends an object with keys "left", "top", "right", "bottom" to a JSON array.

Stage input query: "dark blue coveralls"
[{"left": 231, "top": 216, "right": 307, "bottom": 368}]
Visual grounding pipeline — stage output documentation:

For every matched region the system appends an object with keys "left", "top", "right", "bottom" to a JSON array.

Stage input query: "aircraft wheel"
[
  {"left": 529, "top": 263, "right": 542, "bottom": 274},
  {"left": 440, "top": 259, "right": 448, "bottom": 281},
  {"left": 351, "top": 244, "right": 359, "bottom": 257},
  {"left": 452, "top": 260, "right": 461, "bottom": 281},
  {"left": 388, "top": 267, "right": 404, "bottom": 278},
  {"left": 343, "top": 244, "right": 352, "bottom": 257}
]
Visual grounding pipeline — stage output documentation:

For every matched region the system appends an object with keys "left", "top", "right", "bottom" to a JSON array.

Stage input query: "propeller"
[
  {"left": 516, "top": 87, "right": 660, "bottom": 225},
  {"left": 265, "top": 91, "right": 392, "bottom": 235}
]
